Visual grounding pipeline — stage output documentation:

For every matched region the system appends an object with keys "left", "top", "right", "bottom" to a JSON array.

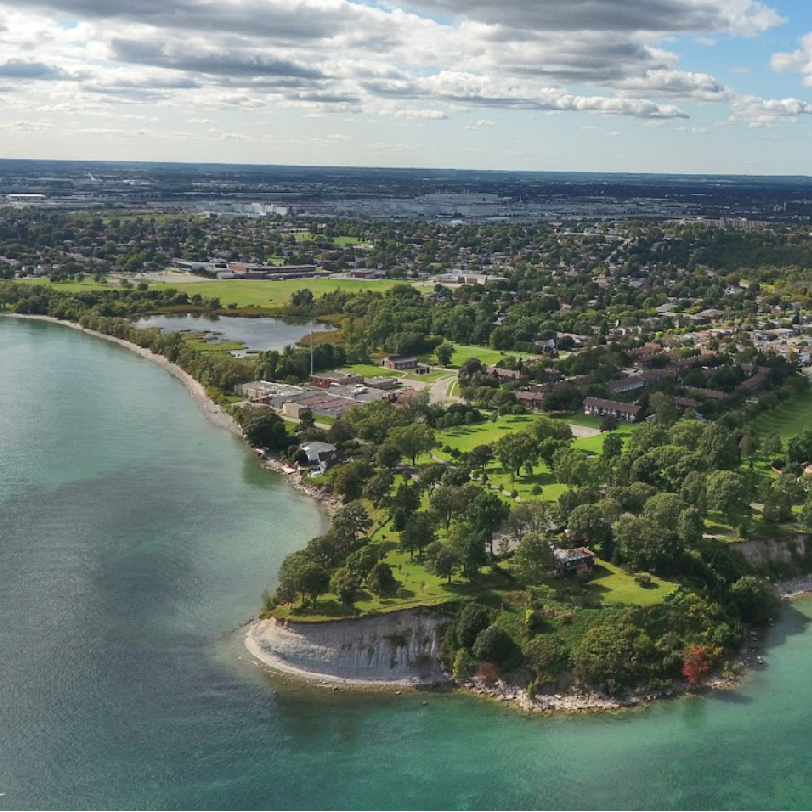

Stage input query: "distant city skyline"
[{"left": 1, "top": 0, "right": 812, "bottom": 174}]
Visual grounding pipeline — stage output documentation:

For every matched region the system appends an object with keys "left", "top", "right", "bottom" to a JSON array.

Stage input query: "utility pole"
[{"left": 310, "top": 328, "right": 314, "bottom": 376}]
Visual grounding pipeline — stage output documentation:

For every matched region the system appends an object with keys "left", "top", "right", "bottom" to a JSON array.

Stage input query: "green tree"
[
  {"left": 329, "top": 460, "right": 373, "bottom": 502},
  {"left": 242, "top": 409, "right": 289, "bottom": 451},
  {"left": 677, "top": 507, "right": 704, "bottom": 546},
  {"left": 449, "top": 521, "right": 488, "bottom": 579},
  {"left": 332, "top": 502, "right": 373, "bottom": 544},
  {"left": 472, "top": 625, "right": 519, "bottom": 669},
  {"left": 643, "top": 492, "right": 685, "bottom": 531},
  {"left": 707, "top": 470, "right": 749, "bottom": 527},
  {"left": 567, "top": 504, "right": 612, "bottom": 550},
  {"left": 425, "top": 541, "right": 460, "bottom": 584},
  {"left": 431, "top": 484, "right": 466, "bottom": 530},
  {"left": 363, "top": 469, "right": 394, "bottom": 509},
  {"left": 512, "top": 532, "right": 555, "bottom": 584},
  {"left": 400, "top": 511, "right": 437, "bottom": 559},
  {"left": 389, "top": 423, "right": 436, "bottom": 465},
  {"left": 602, "top": 432, "right": 624, "bottom": 462},
  {"left": 612, "top": 514, "right": 681, "bottom": 574},
  {"left": 436, "top": 343, "right": 454, "bottom": 366},
  {"left": 729, "top": 576, "right": 778, "bottom": 624},
  {"left": 453, "top": 602, "right": 493, "bottom": 649},
  {"left": 367, "top": 561, "right": 399, "bottom": 596},
  {"left": 680, "top": 470, "right": 708, "bottom": 516},
  {"left": 468, "top": 490, "right": 509, "bottom": 552},
  {"left": 494, "top": 431, "right": 538, "bottom": 479},
  {"left": 650, "top": 392, "right": 678, "bottom": 427},
  {"left": 739, "top": 426, "right": 760, "bottom": 468},
  {"left": 375, "top": 443, "right": 402, "bottom": 469},
  {"left": 330, "top": 567, "right": 361, "bottom": 607}
]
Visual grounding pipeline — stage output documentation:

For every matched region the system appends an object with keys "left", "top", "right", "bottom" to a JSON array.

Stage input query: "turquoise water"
[{"left": 3, "top": 317, "right": 812, "bottom": 810}]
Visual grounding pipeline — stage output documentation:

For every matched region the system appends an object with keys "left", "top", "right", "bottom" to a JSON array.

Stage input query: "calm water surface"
[
  {"left": 3, "top": 317, "right": 812, "bottom": 811},
  {"left": 135, "top": 313, "right": 331, "bottom": 354}
]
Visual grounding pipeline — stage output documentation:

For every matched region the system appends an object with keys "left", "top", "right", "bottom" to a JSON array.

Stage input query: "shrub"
[{"left": 472, "top": 625, "right": 520, "bottom": 669}]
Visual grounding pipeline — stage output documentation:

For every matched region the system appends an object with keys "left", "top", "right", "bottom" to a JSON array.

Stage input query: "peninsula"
[{"left": 5, "top": 208, "right": 812, "bottom": 710}]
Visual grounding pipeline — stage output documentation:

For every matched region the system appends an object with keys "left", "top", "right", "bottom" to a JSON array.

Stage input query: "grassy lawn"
[
  {"left": 276, "top": 548, "right": 515, "bottom": 621},
  {"left": 588, "top": 560, "right": 678, "bottom": 606},
  {"left": 13, "top": 276, "right": 424, "bottom": 309},
  {"left": 146, "top": 278, "right": 411, "bottom": 308},
  {"left": 15, "top": 278, "right": 112, "bottom": 293},
  {"left": 342, "top": 363, "right": 404, "bottom": 379},
  {"left": 753, "top": 386, "right": 812, "bottom": 441},
  {"left": 435, "top": 414, "right": 537, "bottom": 454},
  {"left": 446, "top": 343, "right": 537, "bottom": 368}
]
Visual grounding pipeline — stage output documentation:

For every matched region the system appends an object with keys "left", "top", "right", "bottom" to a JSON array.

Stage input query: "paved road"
[{"left": 429, "top": 374, "right": 459, "bottom": 404}]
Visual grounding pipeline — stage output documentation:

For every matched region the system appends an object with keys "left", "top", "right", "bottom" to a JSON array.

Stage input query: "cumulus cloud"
[
  {"left": 772, "top": 32, "right": 812, "bottom": 87},
  {"left": 0, "top": 0, "right": 799, "bottom": 133},
  {"left": 729, "top": 94, "right": 812, "bottom": 126},
  {"left": 400, "top": 0, "right": 784, "bottom": 36}
]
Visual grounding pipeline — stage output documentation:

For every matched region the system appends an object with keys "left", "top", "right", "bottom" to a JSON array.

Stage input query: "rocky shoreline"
[{"left": 10, "top": 310, "right": 812, "bottom": 716}]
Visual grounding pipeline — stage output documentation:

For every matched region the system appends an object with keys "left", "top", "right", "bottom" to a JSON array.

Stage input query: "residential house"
[{"left": 583, "top": 397, "right": 641, "bottom": 422}]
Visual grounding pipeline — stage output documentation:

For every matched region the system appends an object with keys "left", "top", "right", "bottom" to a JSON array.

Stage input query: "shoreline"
[
  {"left": 8, "top": 310, "right": 812, "bottom": 713},
  {"left": 1, "top": 312, "right": 242, "bottom": 436}
]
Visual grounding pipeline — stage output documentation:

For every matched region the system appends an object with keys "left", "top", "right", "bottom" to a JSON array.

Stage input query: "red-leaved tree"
[{"left": 683, "top": 645, "right": 710, "bottom": 685}]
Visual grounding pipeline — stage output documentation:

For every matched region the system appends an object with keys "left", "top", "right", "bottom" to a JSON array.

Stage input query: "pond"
[{"left": 135, "top": 312, "right": 332, "bottom": 355}]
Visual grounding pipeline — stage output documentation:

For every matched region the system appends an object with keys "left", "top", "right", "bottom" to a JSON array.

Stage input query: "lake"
[
  {"left": 2, "top": 315, "right": 812, "bottom": 811},
  {"left": 135, "top": 313, "right": 332, "bottom": 355}
]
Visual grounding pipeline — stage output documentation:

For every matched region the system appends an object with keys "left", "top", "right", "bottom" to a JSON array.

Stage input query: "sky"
[{"left": 2, "top": 0, "right": 812, "bottom": 174}]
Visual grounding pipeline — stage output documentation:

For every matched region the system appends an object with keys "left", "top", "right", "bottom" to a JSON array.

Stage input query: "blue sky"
[{"left": 1, "top": 0, "right": 812, "bottom": 174}]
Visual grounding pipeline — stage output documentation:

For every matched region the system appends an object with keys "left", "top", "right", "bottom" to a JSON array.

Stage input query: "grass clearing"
[
  {"left": 753, "top": 386, "right": 812, "bottom": 441},
  {"left": 445, "top": 343, "right": 537, "bottom": 368},
  {"left": 588, "top": 560, "right": 678, "bottom": 606}
]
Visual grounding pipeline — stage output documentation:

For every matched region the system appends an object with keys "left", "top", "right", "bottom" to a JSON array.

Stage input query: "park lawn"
[
  {"left": 446, "top": 343, "right": 536, "bottom": 368},
  {"left": 588, "top": 560, "right": 678, "bottom": 606},
  {"left": 447, "top": 380, "right": 460, "bottom": 398},
  {"left": 435, "top": 414, "right": 537, "bottom": 455},
  {"left": 142, "top": 278, "right": 410, "bottom": 309},
  {"left": 15, "top": 277, "right": 112, "bottom": 293},
  {"left": 753, "top": 386, "right": 812, "bottom": 441},
  {"left": 571, "top": 424, "right": 634, "bottom": 455}
]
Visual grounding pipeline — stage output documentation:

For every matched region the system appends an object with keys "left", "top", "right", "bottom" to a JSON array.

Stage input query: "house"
[
  {"left": 554, "top": 547, "right": 596, "bottom": 576},
  {"left": 486, "top": 365, "right": 530, "bottom": 384},
  {"left": 583, "top": 397, "right": 641, "bottom": 422},
  {"left": 381, "top": 356, "right": 418, "bottom": 371},
  {"left": 309, "top": 371, "right": 364, "bottom": 389},
  {"left": 299, "top": 441, "right": 341, "bottom": 473},
  {"left": 607, "top": 376, "right": 645, "bottom": 395}
]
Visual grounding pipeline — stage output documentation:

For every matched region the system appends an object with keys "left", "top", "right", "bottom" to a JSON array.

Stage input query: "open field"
[
  {"left": 753, "top": 386, "right": 812, "bottom": 441},
  {"left": 442, "top": 343, "right": 538, "bottom": 368},
  {"left": 13, "top": 276, "right": 427, "bottom": 309}
]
